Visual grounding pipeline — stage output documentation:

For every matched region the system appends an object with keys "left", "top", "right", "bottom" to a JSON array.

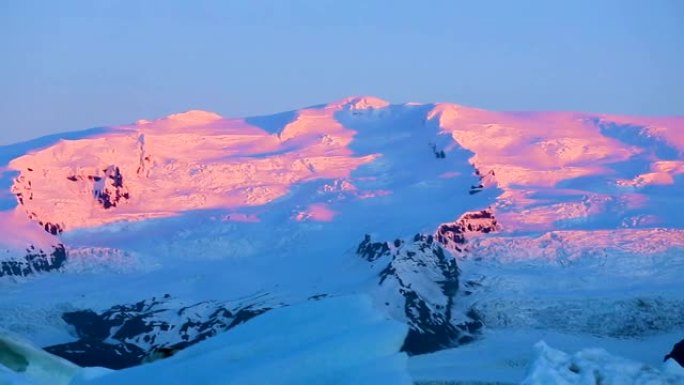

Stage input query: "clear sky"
[{"left": 1, "top": 0, "right": 682, "bottom": 144}]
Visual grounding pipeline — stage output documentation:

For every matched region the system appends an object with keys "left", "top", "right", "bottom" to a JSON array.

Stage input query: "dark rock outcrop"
[
  {"left": 436, "top": 209, "right": 499, "bottom": 252},
  {"left": 39, "top": 221, "right": 63, "bottom": 235},
  {"left": 358, "top": 234, "right": 482, "bottom": 355},
  {"left": 45, "top": 294, "right": 277, "bottom": 369},
  {"left": 0, "top": 244, "right": 66, "bottom": 278},
  {"left": 664, "top": 339, "right": 684, "bottom": 367},
  {"left": 429, "top": 143, "right": 446, "bottom": 159},
  {"left": 469, "top": 168, "right": 495, "bottom": 195},
  {"left": 94, "top": 165, "right": 130, "bottom": 209},
  {"left": 46, "top": 340, "right": 146, "bottom": 370},
  {"left": 12, "top": 164, "right": 131, "bottom": 236},
  {"left": 356, "top": 234, "right": 391, "bottom": 262}
]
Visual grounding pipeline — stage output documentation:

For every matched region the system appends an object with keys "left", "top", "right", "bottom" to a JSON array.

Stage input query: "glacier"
[{"left": 0, "top": 96, "right": 682, "bottom": 383}]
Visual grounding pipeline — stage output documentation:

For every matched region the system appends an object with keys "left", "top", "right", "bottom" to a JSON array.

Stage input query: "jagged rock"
[
  {"left": 0, "top": 244, "right": 66, "bottom": 278},
  {"left": 66, "top": 175, "right": 102, "bottom": 182},
  {"left": 12, "top": 164, "right": 131, "bottom": 235},
  {"left": 356, "top": 234, "right": 391, "bottom": 262},
  {"left": 469, "top": 168, "right": 495, "bottom": 194},
  {"left": 358, "top": 234, "right": 482, "bottom": 355},
  {"left": 665, "top": 339, "right": 684, "bottom": 367},
  {"left": 94, "top": 165, "right": 130, "bottom": 209},
  {"left": 429, "top": 143, "right": 446, "bottom": 159},
  {"left": 45, "top": 340, "right": 146, "bottom": 370},
  {"left": 39, "top": 221, "right": 63, "bottom": 235},
  {"left": 45, "top": 294, "right": 277, "bottom": 369},
  {"left": 436, "top": 209, "right": 499, "bottom": 252}
]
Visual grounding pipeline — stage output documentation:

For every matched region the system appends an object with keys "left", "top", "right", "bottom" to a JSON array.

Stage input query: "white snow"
[
  {"left": 74, "top": 295, "right": 411, "bottom": 385},
  {"left": 409, "top": 329, "right": 684, "bottom": 384},
  {"left": 0, "top": 97, "right": 682, "bottom": 384},
  {"left": 521, "top": 341, "right": 684, "bottom": 385},
  {"left": 1, "top": 296, "right": 410, "bottom": 385}
]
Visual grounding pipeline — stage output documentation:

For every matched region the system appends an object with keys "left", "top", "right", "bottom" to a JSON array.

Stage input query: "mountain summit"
[{"left": 0, "top": 97, "right": 682, "bottom": 384}]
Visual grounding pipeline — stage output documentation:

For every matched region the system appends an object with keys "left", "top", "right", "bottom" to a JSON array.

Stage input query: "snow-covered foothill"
[
  {"left": 1, "top": 296, "right": 410, "bottom": 385},
  {"left": 73, "top": 295, "right": 411, "bottom": 385}
]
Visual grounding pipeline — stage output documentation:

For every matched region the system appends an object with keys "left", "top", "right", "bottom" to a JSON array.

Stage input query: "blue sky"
[{"left": 1, "top": 0, "right": 682, "bottom": 144}]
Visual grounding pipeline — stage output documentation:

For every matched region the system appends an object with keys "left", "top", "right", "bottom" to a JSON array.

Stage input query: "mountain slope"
[{"left": 0, "top": 96, "right": 682, "bottom": 383}]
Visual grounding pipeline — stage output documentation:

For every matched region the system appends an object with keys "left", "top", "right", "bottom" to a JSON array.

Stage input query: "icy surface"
[
  {"left": 0, "top": 330, "right": 82, "bottom": 385},
  {"left": 74, "top": 295, "right": 411, "bottom": 385},
  {"left": 409, "top": 329, "right": 684, "bottom": 384},
  {"left": 521, "top": 341, "right": 684, "bottom": 385},
  {"left": 0, "top": 96, "right": 682, "bottom": 383},
  {"left": 1, "top": 296, "right": 410, "bottom": 385}
]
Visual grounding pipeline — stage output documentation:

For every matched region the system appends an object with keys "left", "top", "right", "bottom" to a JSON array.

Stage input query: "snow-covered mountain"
[{"left": 0, "top": 96, "right": 682, "bottom": 384}]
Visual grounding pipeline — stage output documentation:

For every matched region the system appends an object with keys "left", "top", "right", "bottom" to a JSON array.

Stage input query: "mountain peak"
[
  {"left": 328, "top": 96, "right": 390, "bottom": 110},
  {"left": 135, "top": 110, "right": 223, "bottom": 128},
  {"left": 1, "top": 97, "right": 683, "bottom": 385}
]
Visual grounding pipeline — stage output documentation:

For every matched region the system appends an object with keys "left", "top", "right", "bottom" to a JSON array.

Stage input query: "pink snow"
[
  {"left": 7, "top": 100, "right": 380, "bottom": 231},
  {"left": 3, "top": 96, "right": 682, "bottom": 236},
  {"left": 295, "top": 203, "right": 337, "bottom": 222},
  {"left": 428, "top": 103, "right": 684, "bottom": 230}
]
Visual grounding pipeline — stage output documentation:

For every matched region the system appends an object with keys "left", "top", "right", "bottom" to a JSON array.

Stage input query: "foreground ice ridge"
[
  {"left": 1, "top": 295, "right": 412, "bottom": 385},
  {"left": 4, "top": 330, "right": 683, "bottom": 385},
  {"left": 522, "top": 341, "right": 684, "bottom": 385},
  {"left": 43, "top": 293, "right": 277, "bottom": 369}
]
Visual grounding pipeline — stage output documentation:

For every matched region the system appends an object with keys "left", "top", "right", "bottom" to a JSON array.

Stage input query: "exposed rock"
[
  {"left": 94, "top": 165, "right": 130, "bottom": 209},
  {"left": 436, "top": 209, "right": 499, "bottom": 252},
  {"left": 356, "top": 234, "right": 391, "bottom": 262},
  {"left": 469, "top": 168, "right": 495, "bottom": 195},
  {"left": 358, "top": 234, "right": 482, "bottom": 355},
  {"left": 66, "top": 175, "right": 102, "bottom": 183},
  {"left": 45, "top": 294, "right": 277, "bottom": 369},
  {"left": 39, "top": 221, "right": 63, "bottom": 235},
  {"left": 12, "top": 164, "right": 131, "bottom": 235},
  {"left": 429, "top": 143, "right": 446, "bottom": 159},
  {"left": 0, "top": 244, "right": 67, "bottom": 278},
  {"left": 45, "top": 340, "right": 146, "bottom": 370}
]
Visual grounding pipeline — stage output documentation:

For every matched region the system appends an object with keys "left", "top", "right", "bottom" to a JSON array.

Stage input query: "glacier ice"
[
  {"left": 0, "top": 330, "right": 82, "bottom": 385},
  {"left": 522, "top": 341, "right": 684, "bottom": 385}
]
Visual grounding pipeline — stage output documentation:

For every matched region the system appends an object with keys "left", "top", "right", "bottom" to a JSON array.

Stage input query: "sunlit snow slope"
[
  {"left": 0, "top": 96, "right": 682, "bottom": 383},
  {"left": 4, "top": 97, "right": 683, "bottom": 235}
]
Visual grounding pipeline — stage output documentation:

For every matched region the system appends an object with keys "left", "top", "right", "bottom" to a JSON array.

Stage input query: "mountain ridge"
[{"left": 0, "top": 96, "right": 682, "bottom": 383}]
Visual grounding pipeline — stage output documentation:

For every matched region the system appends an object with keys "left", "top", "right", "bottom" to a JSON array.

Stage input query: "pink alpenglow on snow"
[
  {"left": 426, "top": 103, "right": 684, "bottom": 230},
  {"left": 295, "top": 203, "right": 337, "bottom": 222},
  {"left": 1, "top": 96, "right": 682, "bottom": 240},
  {"left": 7, "top": 101, "right": 383, "bottom": 231},
  {"left": 1, "top": 97, "right": 683, "bottom": 385}
]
